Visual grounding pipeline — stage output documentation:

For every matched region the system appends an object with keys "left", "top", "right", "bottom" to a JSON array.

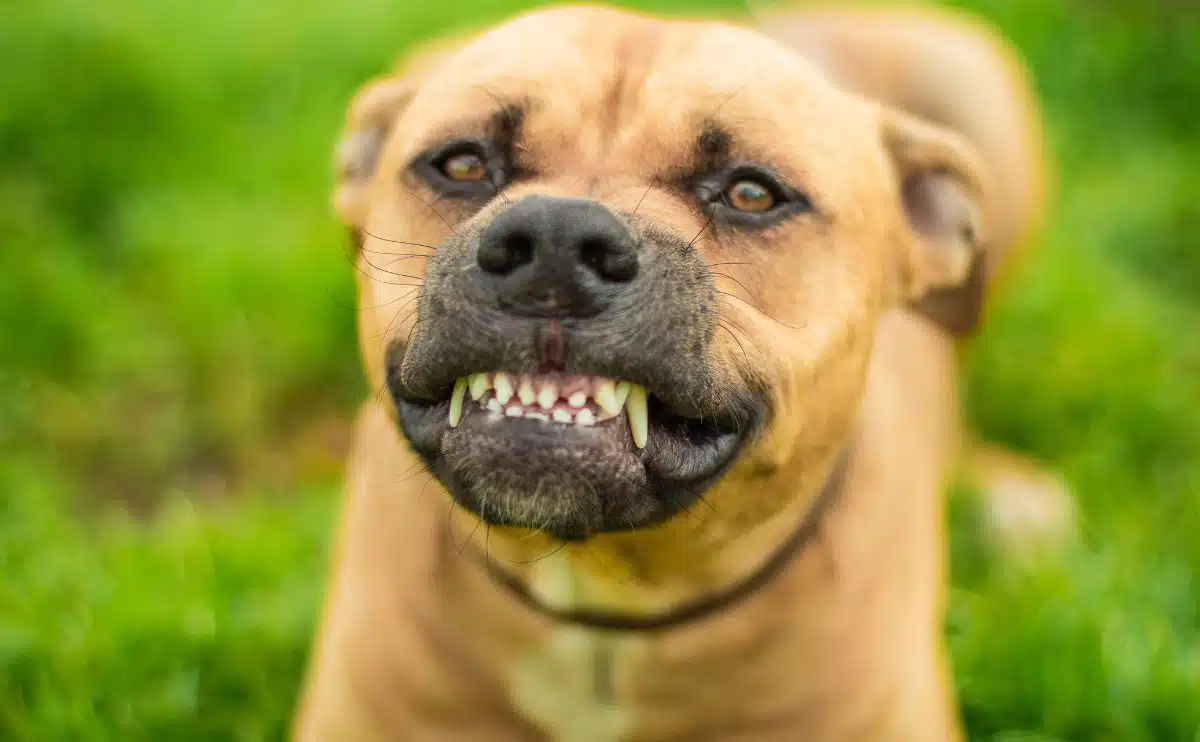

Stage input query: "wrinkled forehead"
[{"left": 394, "top": 8, "right": 883, "bottom": 197}]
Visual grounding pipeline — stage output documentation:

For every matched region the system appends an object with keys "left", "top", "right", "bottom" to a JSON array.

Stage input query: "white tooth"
[
  {"left": 568, "top": 391, "right": 588, "bottom": 408},
  {"left": 594, "top": 379, "right": 620, "bottom": 416},
  {"left": 449, "top": 378, "right": 467, "bottom": 428},
  {"left": 552, "top": 409, "right": 573, "bottom": 424},
  {"left": 576, "top": 408, "right": 596, "bottom": 426},
  {"left": 469, "top": 373, "right": 491, "bottom": 401},
  {"left": 614, "top": 381, "right": 631, "bottom": 408},
  {"left": 505, "top": 405, "right": 524, "bottom": 418},
  {"left": 486, "top": 398, "right": 503, "bottom": 414},
  {"left": 625, "top": 384, "right": 648, "bottom": 449},
  {"left": 494, "top": 373, "right": 514, "bottom": 404},
  {"left": 518, "top": 378, "right": 537, "bottom": 405},
  {"left": 526, "top": 411, "right": 549, "bottom": 422},
  {"left": 537, "top": 382, "right": 558, "bottom": 410}
]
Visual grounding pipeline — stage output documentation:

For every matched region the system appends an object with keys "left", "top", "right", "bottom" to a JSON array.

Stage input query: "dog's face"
[{"left": 336, "top": 6, "right": 990, "bottom": 542}]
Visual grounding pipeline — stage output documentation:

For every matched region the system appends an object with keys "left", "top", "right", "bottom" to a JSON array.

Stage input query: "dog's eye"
[
  {"left": 439, "top": 152, "right": 489, "bottom": 183},
  {"left": 725, "top": 179, "right": 777, "bottom": 213}
]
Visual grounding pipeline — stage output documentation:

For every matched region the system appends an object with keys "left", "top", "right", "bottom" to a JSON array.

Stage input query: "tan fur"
[{"left": 294, "top": 4, "right": 1048, "bottom": 741}]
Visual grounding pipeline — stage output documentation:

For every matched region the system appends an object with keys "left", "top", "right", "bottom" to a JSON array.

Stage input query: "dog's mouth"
[
  {"left": 392, "top": 368, "right": 757, "bottom": 540},
  {"left": 450, "top": 373, "right": 649, "bottom": 445}
]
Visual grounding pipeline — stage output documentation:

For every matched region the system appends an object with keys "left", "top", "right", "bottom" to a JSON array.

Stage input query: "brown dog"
[{"left": 294, "top": 4, "right": 1047, "bottom": 741}]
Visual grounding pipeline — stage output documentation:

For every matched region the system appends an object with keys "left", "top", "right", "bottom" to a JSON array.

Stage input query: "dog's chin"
[{"left": 394, "top": 388, "right": 758, "bottom": 541}]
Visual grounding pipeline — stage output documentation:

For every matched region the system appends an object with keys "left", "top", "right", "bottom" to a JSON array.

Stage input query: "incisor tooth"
[
  {"left": 594, "top": 379, "right": 620, "bottom": 416},
  {"left": 469, "top": 374, "right": 491, "bottom": 401},
  {"left": 486, "top": 398, "right": 503, "bottom": 414},
  {"left": 553, "top": 409, "right": 573, "bottom": 424},
  {"left": 625, "top": 384, "right": 648, "bottom": 449},
  {"left": 449, "top": 378, "right": 467, "bottom": 428},
  {"left": 576, "top": 408, "right": 596, "bottom": 426},
  {"left": 568, "top": 392, "right": 587, "bottom": 408},
  {"left": 505, "top": 405, "right": 523, "bottom": 418},
  {"left": 518, "top": 378, "right": 537, "bottom": 405},
  {"left": 494, "top": 373, "right": 514, "bottom": 404},
  {"left": 537, "top": 383, "right": 558, "bottom": 410}
]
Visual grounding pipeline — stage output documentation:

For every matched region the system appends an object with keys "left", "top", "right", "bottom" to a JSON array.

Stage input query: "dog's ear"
[
  {"left": 882, "top": 108, "right": 994, "bottom": 336},
  {"left": 333, "top": 40, "right": 463, "bottom": 235},
  {"left": 333, "top": 74, "right": 418, "bottom": 232}
]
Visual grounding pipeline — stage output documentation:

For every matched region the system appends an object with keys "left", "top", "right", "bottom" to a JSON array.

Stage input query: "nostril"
[
  {"left": 505, "top": 232, "right": 535, "bottom": 270},
  {"left": 580, "top": 237, "right": 638, "bottom": 283},
  {"left": 478, "top": 230, "right": 536, "bottom": 275}
]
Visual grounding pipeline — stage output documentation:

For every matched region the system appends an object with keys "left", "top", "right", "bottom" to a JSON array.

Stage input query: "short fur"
[{"left": 294, "top": 4, "right": 1047, "bottom": 741}]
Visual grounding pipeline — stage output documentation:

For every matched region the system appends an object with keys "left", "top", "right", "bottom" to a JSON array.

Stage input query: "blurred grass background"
[{"left": 1, "top": 0, "right": 1197, "bottom": 739}]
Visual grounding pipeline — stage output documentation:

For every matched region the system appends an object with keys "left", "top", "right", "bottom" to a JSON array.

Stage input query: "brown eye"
[
  {"left": 725, "top": 179, "right": 776, "bottom": 213},
  {"left": 440, "top": 152, "right": 489, "bottom": 182}
]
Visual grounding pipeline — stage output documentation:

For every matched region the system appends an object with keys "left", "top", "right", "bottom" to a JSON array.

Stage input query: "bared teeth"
[
  {"left": 614, "top": 381, "right": 631, "bottom": 409},
  {"left": 449, "top": 378, "right": 467, "bottom": 427},
  {"left": 453, "top": 373, "right": 650, "bottom": 444},
  {"left": 493, "top": 373, "right": 514, "bottom": 404},
  {"left": 594, "top": 379, "right": 620, "bottom": 417},
  {"left": 537, "top": 382, "right": 558, "bottom": 410},
  {"left": 625, "top": 383, "right": 648, "bottom": 448},
  {"left": 517, "top": 377, "right": 537, "bottom": 406},
  {"left": 469, "top": 373, "right": 491, "bottom": 401}
]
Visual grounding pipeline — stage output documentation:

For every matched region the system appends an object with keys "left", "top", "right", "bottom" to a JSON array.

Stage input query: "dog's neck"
[{"left": 462, "top": 448, "right": 852, "bottom": 629}]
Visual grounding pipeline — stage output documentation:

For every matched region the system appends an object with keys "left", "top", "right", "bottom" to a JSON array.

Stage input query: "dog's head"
[{"left": 335, "top": 6, "right": 992, "bottom": 542}]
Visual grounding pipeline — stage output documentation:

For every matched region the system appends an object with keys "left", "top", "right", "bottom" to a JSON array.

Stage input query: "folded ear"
[
  {"left": 883, "top": 107, "right": 994, "bottom": 336},
  {"left": 333, "top": 39, "right": 463, "bottom": 235},
  {"left": 333, "top": 75, "right": 417, "bottom": 231}
]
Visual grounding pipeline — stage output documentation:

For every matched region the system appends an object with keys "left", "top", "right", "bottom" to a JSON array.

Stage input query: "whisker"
[
  {"left": 718, "top": 291, "right": 805, "bottom": 329},
  {"left": 361, "top": 232, "right": 440, "bottom": 250},
  {"left": 718, "top": 323, "right": 754, "bottom": 369},
  {"left": 710, "top": 271, "right": 757, "bottom": 301},
  {"left": 457, "top": 519, "right": 485, "bottom": 557},
  {"left": 689, "top": 214, "right": 714, "bottom": 247},
  {"left": 632, "top": 178, "right": 656, "bottom": 217},
  {"left": 515, "top": 539, "right": 570, "bottom": 564},
  {"left": 399, "top": 185, "right": 461, "bottom": 235}
]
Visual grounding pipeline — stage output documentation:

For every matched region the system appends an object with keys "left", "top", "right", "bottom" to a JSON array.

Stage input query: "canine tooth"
[
  {"left": 518, "top": 378, "right": 537, "bottom": 405},
  {"left": 568, "top": 392, "right": 588, "bottom": 408},
  {"left": 449, "top": 378, "right": 467, "bottom": 428},
  {"left": 537, "top": 382, "right": 558, "bottom": 410},
  {"left": 626, "top": 384, "right": 648, "bottom": 449},
  {"left": 486, "top": 398, "right": 503, "bottom": 414},
  {"left": 526, "top": 411, "right": 549, "bottom": 422},
  {"left": 552, "top": 409, "right": 573, "bottom": 424},
  {"left": 576, "top": 408, "right": 596, "bottom": 426},
  {"left": 505, "top": 405, "right": 524, "bottom": 418},
  {"left": 494, "top": 373, "right": 514, "bottom": 404},
  {"left": 469, "top": 373, "right": 491, "bottom": 401},
  {"left": 614, "top": 381, "right": 631, "bottom": 408},
  {"left": 594, "top": 379, "right": 621, "bottom": 416}
]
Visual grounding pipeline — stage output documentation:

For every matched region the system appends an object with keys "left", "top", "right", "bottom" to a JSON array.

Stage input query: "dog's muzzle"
[{"left": 387, "top": 195, "right": 765, "bottom": 540}]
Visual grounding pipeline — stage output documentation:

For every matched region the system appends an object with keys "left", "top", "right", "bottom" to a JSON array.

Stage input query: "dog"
[{"left": 293, "top": 4, "right": 1049, "bottom": 740}]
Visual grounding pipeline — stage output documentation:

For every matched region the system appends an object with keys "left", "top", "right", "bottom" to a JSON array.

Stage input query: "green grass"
[{"left": 1, "top": 0, "right": 1197, "bottom": 739}]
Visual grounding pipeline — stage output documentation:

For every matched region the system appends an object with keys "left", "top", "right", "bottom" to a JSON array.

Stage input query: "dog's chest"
[{"left": 510, "top": 626, "right": 639, "bottom": 742}]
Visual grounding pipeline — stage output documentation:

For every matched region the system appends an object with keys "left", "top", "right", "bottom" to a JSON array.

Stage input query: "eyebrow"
[
  {"left": 695, "top": 119, "right": 733, "bottom": 170},
  {"left": 410, "top": 98, "right": 528, "bottom": 160}
]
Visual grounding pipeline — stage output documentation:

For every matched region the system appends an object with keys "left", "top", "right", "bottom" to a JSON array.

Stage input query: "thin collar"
[{"left": 468, "top": 449, "right": 852, "bottom": 632}]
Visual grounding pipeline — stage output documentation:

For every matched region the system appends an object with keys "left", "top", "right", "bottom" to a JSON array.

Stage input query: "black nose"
[{"left": 476, "top": 195, "right": 639, "bottom": 317}]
